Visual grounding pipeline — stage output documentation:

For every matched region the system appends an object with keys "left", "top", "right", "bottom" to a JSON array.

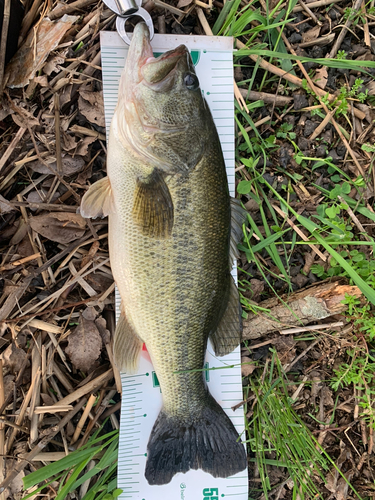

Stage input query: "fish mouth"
[{"left": 127, "top": 23, "right": 189, "bottom": 87}]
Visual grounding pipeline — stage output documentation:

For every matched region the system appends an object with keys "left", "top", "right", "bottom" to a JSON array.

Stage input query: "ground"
[{"left": 0, "top": 0, "right": 374, "bottom": 498}]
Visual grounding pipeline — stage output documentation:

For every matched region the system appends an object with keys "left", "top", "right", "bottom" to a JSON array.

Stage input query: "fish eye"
[{"left": 183, "top": 73, "right": 199, "bottom": 91}]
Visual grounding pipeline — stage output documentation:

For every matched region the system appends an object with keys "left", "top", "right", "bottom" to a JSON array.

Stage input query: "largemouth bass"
[{"left": 81, "top": 23, "right": 247, "bottom": 485}]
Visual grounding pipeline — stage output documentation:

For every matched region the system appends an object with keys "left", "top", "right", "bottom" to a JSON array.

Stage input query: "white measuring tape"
[{"left": 100, "top": 31, "right": 248, "bottom": 500}]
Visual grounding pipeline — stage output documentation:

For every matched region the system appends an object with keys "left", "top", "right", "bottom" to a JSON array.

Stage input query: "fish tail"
[{"left": 145, "top": 395, "right": 247, "bottom": 485}]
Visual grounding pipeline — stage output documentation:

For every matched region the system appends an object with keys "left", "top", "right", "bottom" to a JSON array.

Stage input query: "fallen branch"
[
  {"left": 239, "top": 88, "right": 293, "bottom": 106},
  {"left": 242, "top": 281, "right": 362, "bottom": 339}
]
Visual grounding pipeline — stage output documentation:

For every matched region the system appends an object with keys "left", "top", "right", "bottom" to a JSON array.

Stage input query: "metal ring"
[{"left": 116, "top": 11, "right": 155, "bottom": 45}]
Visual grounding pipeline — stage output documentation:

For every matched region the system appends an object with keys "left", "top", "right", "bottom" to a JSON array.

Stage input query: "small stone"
[
  {"left": 298, "top": 136, "right": 310, "bottom": 151},
  {"left": 337, "top": 144, "right": 347, "bottom": 157},
  {"left": 316, "top": 144, "right": 327, "bottom": 158},
  {"left": 328, "top": 8, "right": 340, "bottom": 19},
  {"left": 304, "top": 120, "right": 319, "bottom": 137},
  {"left": 291, "top": 273, "right": 309, "bottom": 289},
  {"left": 293, "top": 93, "right": 309, "bottom": 110},
  {"left": 284, "top": 115, "right": 295, "bottom": 125},
  {"left": 289, "top": 32, "right": 302, "bottom": 44},
  {"left": 309, "top": 46, "right": 324, "bottom": 59},
  {"left": 279, "top": 147, "right": 291, "bottom": 168},
  {"left": 321, "top": 129, "right": 332, "bottom": 143},
  {"left": 328, "top": 149, "right": 341, "bottom": 164}
]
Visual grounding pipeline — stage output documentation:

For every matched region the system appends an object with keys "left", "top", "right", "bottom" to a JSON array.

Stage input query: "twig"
[
  {"left": 157, "top": 15, "right": 166, "bottom": 33},
  {"left": 292, "top": 0, "right": 344, "bottom": 12},
  {"left": 18, "top": 0, "right": 44, "bottom": 44},
  {"left": 49, "top": 0, "right": 97, "bottom": 20},
  {"left": 239, "top": 88, "right": 293, "bottom": 106},
  {"left": 280, "top": 321, "right": 344, "bottom": 335},
  {"left": 234, "top": 81, "right": 249, "bottom": 113},
  {"left": 29, "top": 336, "right": 42, "bottom": 444},
  {"left": 328, "top": 0, "right": 363, "bottom": 58},
  {"left": 70, "top": 394, "right": 97, "bottom": 445},
  {"left": 77, "top": 389, "right": 117, "bottom": 447},
  {"left": 361, "top": 1, "right": 371, "bottom": 47},
  {"left": 272, "top": 204, "right": 326, "bottom": 260},
  {"left": 338, "top": 196, "right": 372, "bottom": 241},
  {"left": 153, "top": 0, "right": 184, "bottom": 15},
  {"left": 52, "top": 369, "right": 113, "bottom": 407},
  {"left": 298, "top": 0, "right": 321, "bottom": 25},
  {"left": 0, "top": 0, "right": 10, "bottom": 91},
  {"left": 299, "top": 33, "right": 335, "bottom": 48},
  {"left": 196, "top": 7, "right": 213, "bottom": 35},
  {"left": 54, "top": 94, "right": 63, "bottom": 176},
  {"left": 309, "top": 107, "right": 337, "bottom": 141},
  {"left": 0, "top": 127, "right": 27, "bottom": 173}
]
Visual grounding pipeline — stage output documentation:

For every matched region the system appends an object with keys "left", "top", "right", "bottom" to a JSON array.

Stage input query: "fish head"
[{"left": 116, "top": 23, "right": 211, "bottom": 171}]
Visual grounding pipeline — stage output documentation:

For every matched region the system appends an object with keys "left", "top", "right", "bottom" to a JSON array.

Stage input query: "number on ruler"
[{"left": 203, "top": 487, "right": 219, "bottom": 500}]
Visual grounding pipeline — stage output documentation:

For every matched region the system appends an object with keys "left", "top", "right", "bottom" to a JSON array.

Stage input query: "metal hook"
[
  {"left": 116, "top": 10, "right": 154, "bottom": 45},
  {"left": 102, "top": 0, "right": 155, "bottom": 45}
]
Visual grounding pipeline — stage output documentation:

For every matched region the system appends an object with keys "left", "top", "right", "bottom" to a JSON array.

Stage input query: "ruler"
[{"left": 101, "top": 31, "right": 248, "bottom": 500}]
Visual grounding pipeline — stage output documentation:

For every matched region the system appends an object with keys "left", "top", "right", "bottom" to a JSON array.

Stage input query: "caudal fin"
[{"left": 145, "top": 396, "right": 247, "bottom": 485}]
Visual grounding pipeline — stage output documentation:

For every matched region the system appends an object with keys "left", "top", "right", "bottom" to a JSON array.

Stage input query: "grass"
[
  {"left": 22, "top": 425, "right": 122, "bottom": 500},
  {"left": 245, "top": 352, "right": 329, "bottom": 499}
]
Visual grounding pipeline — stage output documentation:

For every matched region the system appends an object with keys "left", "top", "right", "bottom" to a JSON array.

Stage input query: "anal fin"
[
  {"left": 132, "top": 169, "right": 173, "bottom": 238},
  {"left": 210, "top": 276, "right": 242, "bottom": 357},
  {"left": 113, "top": 308, "right": 143, "bottom": 373},
  {"left": 80, "top": 176, "right": 113, "bottom": 219}
]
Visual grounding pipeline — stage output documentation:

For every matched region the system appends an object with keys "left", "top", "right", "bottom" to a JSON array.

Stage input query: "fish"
[{"left": 80, "top": 22, "right": 247, "bottom": 485}]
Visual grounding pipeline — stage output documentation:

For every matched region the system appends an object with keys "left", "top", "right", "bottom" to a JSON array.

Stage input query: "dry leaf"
[
  {"left": 302, "top": 25, "right": 321, "bottom": 43},
  {"left": 314, "top": 66, "right": 328, "bottom": 90},
  {"left": 7, "top": 460, "right": 25, "bottom": 497},
  {"left": 28, "top": 155, "right": 85, "bottom": 176},
  {"left": 95, "top": 316, "right": 111, "bottom": 345},
  {"left": 66, "top": 308, "right": 102, "bottom": 372},
  {"left": 11, "top": 103, "right": 40, "bottom": 128},
  {"left": 10, "top": 219, "right": 29, "bottom": 246},
  {"left": 365, "top": 80, "right": 375, "bottom": 95},
  {"left": 3, "top": 375, "right": 15, "bottom": 400},
  {"left": 34, "top": 75, "right": 49, "bottom": 87},
  {"left": 86, "top": 273, "right": 114, "bottom": 293},
  {"left": 5, "top": 15, "right": 78, "bottom": 88},
  {"left": 1, "top": 344, "right": 29, "bottom": 374},
  {"left": 177, "top": 0, "right": 193, "bottom": 8},
  {"left": 241, "top": 356, "right": 256, "bottom": 376},
  {"left": 75, "top": 136, "right": 97, "bottom": 156},
  {"left": 29, "top": 212, "right": 86, "bottom": 244},
  {"left": 43, "top": 54, "right": 65, "bottom": 75},
  {"left": 78, "top": 90, "right": 105, "bottom": 127},
  {"left": 62, "top": 132, "right": 78, "bottom": 151},
  {"left": 0, "top": 195, "right": 13, "bottom": 214},
  {"left": 27, "top": 189, "right": 61, "bottom": 209}
]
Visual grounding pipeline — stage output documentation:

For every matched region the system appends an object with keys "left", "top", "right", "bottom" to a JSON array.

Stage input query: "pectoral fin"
[
  {"left": 230, "top": 197, "right": 247, "bottom": 261},
  {"left": 132, "top": 169, "right": 174, "bottom": 238},
  {"left": 80, "top": 176, "right": 114, "bottom": 219},
  {"left": 113, "top": 308, "right": 143, "bottom": 373},
  {"left": 210, "top": 276, "right": 242, "bottom": 357}
]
